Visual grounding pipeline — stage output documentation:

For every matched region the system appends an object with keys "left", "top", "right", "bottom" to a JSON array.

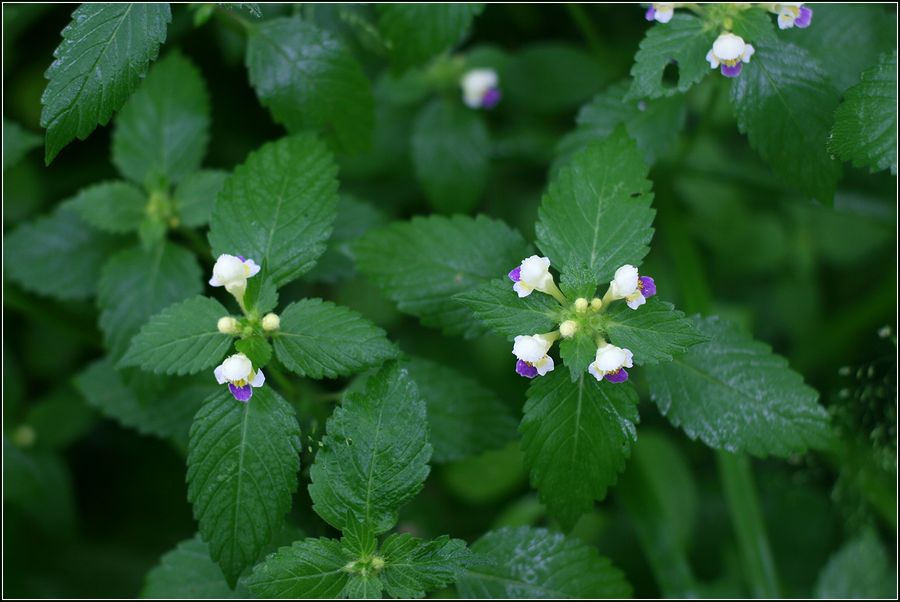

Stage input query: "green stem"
[
  {"left": 564, "top": 4, "right": 606, "bottom": 61},
  {"left": 715, "top": 452, "right": 781, "bottom": 597}
]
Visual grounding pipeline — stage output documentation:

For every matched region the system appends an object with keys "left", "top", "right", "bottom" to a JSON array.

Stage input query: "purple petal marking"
[
  {"left": 515, "top": 359, "right": 538, "bottom": 379},
  {"left": 645, "top": 6, "right": 656, "bottom": 21},
  {"left": 721, "top": 62, "right": 743, "bottom": 78},
  {"left": 795, "top": 6, "right": 812, "bottom": 28},
  {"left": 229, "top": 383, "right": 253, "bottom": 402},
  {"left": 482, "top": 88, "right": 502, "bottom": 109},
  {"left": 604, "top": 368, "right": 629, "bottom": 384},
  {"left": 508, "top": 266, "right": 521, "bottom": 282},
  {"left": 639, "top": 276, "right": 657, "bottom": 298},
  {"left": 237, "top": 255, "right": 246, "bottom": 262}
]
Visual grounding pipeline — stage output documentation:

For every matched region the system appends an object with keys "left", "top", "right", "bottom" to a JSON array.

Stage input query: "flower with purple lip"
[
  {"left": 512, "top": 333, "right": 558, "bottom": 379},
  {"left": 774, "top": 3, "right": 813, "bottom": 29},
  {"left": 209, "top": 254, "right": 261, "bottom": 301},
  {"left": 214, "top": 353, "right": 265, "bottom": 402},
  {"left": 587, "top": 342, "right": 634, "bottom": 384},
  {"left": 603, "top": 264, "right": 657, "bottom": 310},
  {"left": 508, "top": 255, "right": 566, "bottom": 302},
  {"left": 706, "top": 33, "right": 755, "bottom": 78},
  {"left": 645, "top": 3, "right": 676, "bottom": 24},
  {"left": 461, "top": 68, "right": 502, "bottom": 110}
]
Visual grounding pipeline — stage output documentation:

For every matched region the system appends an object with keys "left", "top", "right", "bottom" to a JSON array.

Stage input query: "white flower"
[
  {"left": 775, "top": 3, "right": 812, "bottom": 29},
  {"left": 214, "top": 352, "right": 265, "bottom": 402},
  {"left": 587, "top": 343, "right": 634, "bottom": 383},
  {"left": 646, "top": 3, "right": 676, "bottom": 24},
  {"left": 461, "top": 68, "right": 501, "bottom": 109},
  {"left": 261, "top": 313, "right": 280, "bottom": 332},
  {"left": 511, "top": 256, "right": 554, "bottom": 298},
  {"left": 606, "top": 264, "right": 655, "bottom": 310},
  {"left": 209, "top": 254, "right": 261, "bottom": 297},
  {"left": 706, "top": 33, "right": 755, "bottom": 77},
  {"left": 513, "top": 334, "right": 556, "bottom": 377}
]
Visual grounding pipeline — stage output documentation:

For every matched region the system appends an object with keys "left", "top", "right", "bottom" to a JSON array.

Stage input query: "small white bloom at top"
[
  {"left": 706, "top": 33, "right": 755, "bottom": 78},
  {"left": 645, "top": 3, "right": 676, "bottom": 24},
  {"left": 513, "top": 333, "right": 557, "bottom": 378},
  {"left": 588, "top": 342, "right": 634, "bottom": 383},
  {"left": 261, "top": 312, "right": 280, "bottom": 332},
  {"left": 461, "top": 68, "right": 502, "bottom": 110},
  {"left": 773, "top": 3, "right": 813, "bottom": 29},
  {"left": 217, "top": 316, "right": 240, "bottom": 335},
  {"left": 214, "top": 352, "right": 265, "bottom": 402},
  {"left": 209, "top": 254, "right": 261, "bottom": 299}
]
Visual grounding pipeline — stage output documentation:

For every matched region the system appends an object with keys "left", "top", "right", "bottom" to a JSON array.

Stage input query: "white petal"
[
  {"left": 513, "top": 335, "right": 549, "bottom": 363},
  {"left": 214, "top": 365, "right": 227, "bottom": 385},
  {"left": 209, "top": 275, "right": 222, "bottom": 287},
  {"left": 612, "top": 265, "right": 639, "bottom": 298},
  {"left": 713, "top": 33, "right": 745, "bottom": 61},
  {"left": 244, "top": 259, "right": 261, "bottom": 277},
  {"left": 622, "top": 348, "right": 634, "bottom": 369},
  {"left": 656, "top": 6, "right": 674, "bottom": 23},
  {"left": 221, "top": 354, "right": 253, "bottom": 382},
  {"left": 520, "top": 255, "right": 553, "bottom": 290},
  {"left": 588, "top": 362, "right": 604, "bottom": 381},
  {"left": 251, "top": 370, "right": 266, "bottom": 387},
  {"left": 513, "top": 281, "right": 532, "bottom": 298},
  {"left": 742, "top": 44, "right": 755, "bottom": 63},
  {"left": 706, "top": 49, "right": 719, "bottom": 69},
  {"left": 626, "top": 293, "right": 646, "bottom": 310},
  {"left": 535, "top": 355, "right": 555, "bottom": 376},
  {"left": 595, "top": 344, "right": 627, "bottom": 372}
]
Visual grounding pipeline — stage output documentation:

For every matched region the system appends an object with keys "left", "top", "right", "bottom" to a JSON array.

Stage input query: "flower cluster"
[
  {"left": 507, "top": 258, "right": 656, "bottom": 384},
  {"left": 208, "top": 253, "right": 277, "bottom": 403},
  {"left": 645, "top": 3, "right": 813, "bottom": 78}
]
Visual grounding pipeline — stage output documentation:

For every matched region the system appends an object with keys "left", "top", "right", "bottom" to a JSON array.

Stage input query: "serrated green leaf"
[
  {"left": 246, "top": 17, "right": 374, "bottom": 153},
  {"left": 355, "top": 215, "right": 532, "bottom": 338},
  {"left": 98, "top": 242, "right": 203, "bottom": 361},
  {"left": 830, "top": 51, "right": 897, "bottom": 175},
  {"left": 304, "top": 195, "right": 389, "bottom": 284},
  {"left": 141, "top": 534, "right": 250, "bottom": 598},
  {"left": 341, "top": 517, "right": 377, "bottom": 557},
  {"left": 3, "top": 439, "right": 76, "bottom": 537},
  {"left": 600, "top": 298, "right": 707, "bottom": 365},
  {"left": 536, "top": 128, "right": 655, "bottom": 284},
  {"left": 4, "top": 200, "right": 121, "bottom": 300},
  {"left": 174, "top": 170, "right": 228, "bottom": 228},
  {"left": 454, "top": 279, "right": 561, "bottom": 339},
  {"left": 24, "top": 387, "right": 95, "bottom": 451},
  {"left": 235, "top": 336, "right": 272, "bottom": 369},
  {"left": 729, "top": 6, "right": 776, "bottom": 43},
  {"left": 40, "top": 3, "right": 171, "bottom": 163},
  {"left": 814, "top": 530, "right": 896, "bottom": 598},
  {"left": 627, "top": 14, "right": 716, "bottom": 100},
  {"left": 378, "top": 4, "right": 484, "bottom": 72},
  {"left": 520, "top": 371, "right": 639, "bottom": 530},
  {"left": 75, "top": 358, "right": 216, "bottom": 443},
  {"left": 403, "top": 356, "right": 518, "bottom": 463},
  {"left": 558, "top": 333, "right": 596, "bottom": 382},
  {"left": 380, "top": 533, "right": 473, "bottom": 599},
  {"left": 208, "top": 135, "right": 339, "bottom": 287},
  {"left": 3, "top": 119, "right": 41, "bottom": 170},
  {"left": 272, "top": 298, "right": 397, "bottom": 379},
  {"left": 70, "top": 180, "right": 146, "bottom": 233},
  {"left": 220, "top": 3, "right": 262, "bottom": 19},
  {"left": 187, "top": 387, "right": 301, "bottom": 587},
  {"left": 243, "top": 273, "right": 279, "bottom": 316},
  {"left": 789, "top": 4, "right": 897, "bottom": 92},
  {"left": 457, "top": 526, "right": 632, "bottom": 598},
  {"left": 112, "top": 50, "right": 209, "bottom": 187},
  {"left": 120, "top": 296, "right": 234, "bottom": 375},
  {"left": 247, "top": 538, "right": 351, "bottom": 598},
  {"left": 412, "top": 99, "right": 490, "bottom": 213},
  {"left": 309, "top": 363, "right": 431, "bottom": 534},
  {"left": 731, "top": 39, "right": 841, "bottom": 204},
  {"left": 342, "top": 574, "right": 383, "bottom": 599},
  {"left": 556, "top": 80, "right": 686, "bottom": 167},
  {"left": 644, "top": 315, "right": 832, "bottom": 457}
]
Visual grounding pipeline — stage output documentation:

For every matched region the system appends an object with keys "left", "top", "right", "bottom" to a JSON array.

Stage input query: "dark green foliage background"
[{"left": 3, "top": 3, "right": 896, "bottom": 598}]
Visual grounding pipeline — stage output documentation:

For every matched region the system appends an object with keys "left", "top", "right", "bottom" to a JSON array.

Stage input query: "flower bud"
[
  {"left": 559, "top": 320, "right": 578, "bottom": 338},
  {"left": 262, "top": 313, "right": 280, "bottom": 332},
  {"left": 590, "top": 298, "right": 603, "bottom": 311},
  {"left": 574, "top": 298, "right": 589, "bottom": 313},
  {"left": 217, "top": 316, "right": 240, "bottom": 334}
]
